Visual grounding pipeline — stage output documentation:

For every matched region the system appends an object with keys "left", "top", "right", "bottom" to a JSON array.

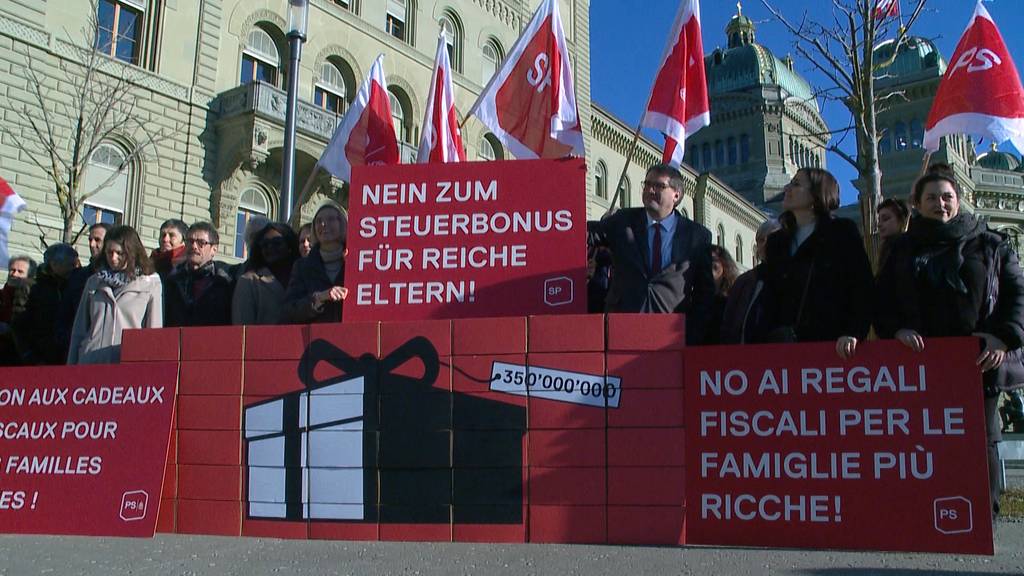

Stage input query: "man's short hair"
[
  {"left": 43, "top": 243, "right": 78, "bottom": 269},
  {"left": 89, "top": 222, "right": 112, "bottom": 235},
  {"left": 160, "top": 218, "right": 189, "bottom": 238},
  {"left": 187, "top": 222, "right": 220, "bottom": 245},
  {"left": 646, "top": 163, "right": 686, "bottom": 204},
  {"left": 9, "top": 256, "right": 37, "bottom": 278}
]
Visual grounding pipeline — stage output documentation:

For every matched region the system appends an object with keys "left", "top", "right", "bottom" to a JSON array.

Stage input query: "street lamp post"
[{"left": 279, "top": 0, "right": 310, "bottom": 224}]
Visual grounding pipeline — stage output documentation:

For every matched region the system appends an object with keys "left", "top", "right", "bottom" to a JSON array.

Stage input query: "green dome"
[
  {"left": 874, "top": 37, "right": 947, "bottom": 88},
  {"left": 705, "top": 43, "right": 819, "bottom": 112},
  {"left": 977, "top": 149, "right": 1021, "bottom": 171}
]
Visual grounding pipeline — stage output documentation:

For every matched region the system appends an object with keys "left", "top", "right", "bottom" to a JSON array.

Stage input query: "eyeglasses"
[
  {"left": 643, "top": 180, "right": 673, "bottom": 192},
  {"left": 186, "top": 238, "right": 215, "bottom": 248}
]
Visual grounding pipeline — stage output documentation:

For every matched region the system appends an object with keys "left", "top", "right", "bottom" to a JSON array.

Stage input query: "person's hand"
[
  {"left": 895, "top": 329, "right": 925, "bottom": 352},
  {"left": 836, "top": 335, "right": 858, "bottom": 360},
  {"left": 315, "top": 286, "right": 348, "bottom": 307},
  {"left": 973, "top": 332, "right": 1008, "bottom": 372}
]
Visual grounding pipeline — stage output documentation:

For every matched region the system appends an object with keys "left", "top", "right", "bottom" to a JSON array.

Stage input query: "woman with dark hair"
[
  {"left": 298, "top": 223, "right": 314, "bottom": 258},
  {"left": 68, "top": 225, "right": 162, "bottom": 364},
  {"left": 284, "top": 202, "right": 349, "bottom": 323},
  {"left": 877, "top": 197, "right": 910, "bottom": 270},
  {"left": 706, "top": 245, "right": 739, "bottom": 344},
  {"left": 753, "top": 168, "right": 874, "bottom": 358},
  {"left": 876, "top": 165, "right": 1024, "bottom": 519},
  {"left": 232, "top": 222, "right": 301, "bottom": 325}
]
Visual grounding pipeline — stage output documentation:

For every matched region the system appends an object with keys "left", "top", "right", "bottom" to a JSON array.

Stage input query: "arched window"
[
  {"left": 235, "top": 188, "right": 270, "bottom": 259},
  {"left": 740, "top": 134, "right": 750, "bottom": 163},
  {"left": 715, "top": 140, "right": 725, "bottom": 166},
  {"left": 481, "top": 39, "right": 503, "bottom": 86},
  {"left": 240, "top": 28, "right": 280, "bottom": 86},
  {"left": 716, "top": 223, "right": 725, "bottom": 247},
  {"left": 618, "top": 176, "right": 630, "bottom": 209},
  {"left": 727, "top": 137, "right": 737, "bottom": 165},
  {"left": 314, "top": 61, "right": 348, "bottom": 113},
  {"left": 440, "top": 12, "right": 463, "bottom": 73},
  {"left": 388, "top": 88, "right": 407, "bottom": 142},
  {"left": 910, "top": 120, "right": 924, "bottom": 150},
  {"left": 82, "top": 143, "right": 130, "bottom": 226},
  {"left": 386, "top": 0, "right": 413, "bottom": 43},
  {"left": 594, "top": 161, "right": 608, "bottom": 199},
  {"left": 894, "top": 122, "right": 908, "bottom": 151},
  {"left": 478, "top": 133, "right": 503, "bottom": 161},
  {"left": 95, "top": 0, "right": 146, "bottom": 64},
  {"left": 702, "top": 143, "right": 712, "bottom": 168},
  {"left": 689, "top": 145, "right": 699, "bottom": 169},
  {"left": 735, "top": 234, "right": 744, "bottom": 266}
]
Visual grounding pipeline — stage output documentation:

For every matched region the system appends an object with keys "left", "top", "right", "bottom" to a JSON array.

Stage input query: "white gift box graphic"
[{"left": 244, "top": 374, "right": 369, "bottom": 521}]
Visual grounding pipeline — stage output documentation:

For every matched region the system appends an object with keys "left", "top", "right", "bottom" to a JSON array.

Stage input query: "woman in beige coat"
[
  {"left": 68, "top": 225, "right": 162, "bottom": 364},
  {"left": 232, "top": 222, "right": 300, "bottom": 325}
]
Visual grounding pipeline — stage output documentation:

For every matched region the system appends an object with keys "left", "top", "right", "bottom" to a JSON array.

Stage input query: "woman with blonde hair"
[{"left": 284, "top": 201, "right": 349, "bottom": 323}]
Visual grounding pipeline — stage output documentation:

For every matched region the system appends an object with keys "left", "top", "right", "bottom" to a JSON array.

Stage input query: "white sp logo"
[
  {"left": 527, "top": 53, "right": 553, "bottom": 93},
  {"left": 950, "top": 46, "right": 1003, "bottom": 77}
]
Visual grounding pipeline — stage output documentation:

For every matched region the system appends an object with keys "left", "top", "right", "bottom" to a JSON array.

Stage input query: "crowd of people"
[
  {"left": 585, "top": 162, "right": 1024, "bottom": 520},
  {"left": 0, "top": 200, "right": 350, "bottom": 368},
  {"left": 0, "top": 162, "right": 1021, "bottom": 516}
]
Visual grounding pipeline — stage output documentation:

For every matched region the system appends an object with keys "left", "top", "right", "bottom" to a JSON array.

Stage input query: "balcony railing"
[{"left": 215, "top": 81, "right": 342, "bottom": 142}]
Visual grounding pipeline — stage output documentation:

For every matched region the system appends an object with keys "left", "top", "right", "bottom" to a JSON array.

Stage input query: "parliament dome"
[
  {"left": 874, "top": 37, "right": 947, "bottom": 88},
  {"left": 977, "top": 147, "right": 1021, "bottom": 172}
]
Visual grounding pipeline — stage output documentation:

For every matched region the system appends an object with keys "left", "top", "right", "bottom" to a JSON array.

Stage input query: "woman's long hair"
[
  {"left": 780, "top": 168, "right": 840, "bottom": 233},
  {"left": 101, "top": 225, "right": 154, "bottom": 277},
  {"left": 710, "top": 245, "right": 739, "bottom": 297}
]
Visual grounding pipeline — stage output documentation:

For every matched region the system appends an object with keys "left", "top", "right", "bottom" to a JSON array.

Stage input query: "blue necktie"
[{"left": 652, "top": 223, "right": 662, "bottom": 275}]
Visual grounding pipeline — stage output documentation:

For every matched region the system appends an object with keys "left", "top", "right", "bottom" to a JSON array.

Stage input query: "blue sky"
[{"left": 590, "top": 0, "right": 1024, "bottom": 205}]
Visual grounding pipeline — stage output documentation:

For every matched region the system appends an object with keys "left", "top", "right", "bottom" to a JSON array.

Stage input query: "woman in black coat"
[
  {"left": 283, "top": 202, "right": 349, "bottom": 323},
  {"left": 752, "top": 168, "right": 874, "bottom": 358},
  {"left": 875, "top": 166, "right": 1024, "bottom": 518}
]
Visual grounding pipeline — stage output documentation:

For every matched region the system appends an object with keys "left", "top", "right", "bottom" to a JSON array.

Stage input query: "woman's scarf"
[{"left": 906, "top": 213, "right": 985, "bottom": 294}]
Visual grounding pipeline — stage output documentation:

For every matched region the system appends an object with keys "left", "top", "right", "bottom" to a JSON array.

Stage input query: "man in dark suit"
[{"left": 588, "top": 163, "right": 715, "bottom": 345}]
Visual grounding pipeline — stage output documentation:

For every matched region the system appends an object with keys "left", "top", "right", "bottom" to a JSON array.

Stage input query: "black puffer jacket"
[{"left": 876, "top": 213, "right": 1024, "bottom": 392}]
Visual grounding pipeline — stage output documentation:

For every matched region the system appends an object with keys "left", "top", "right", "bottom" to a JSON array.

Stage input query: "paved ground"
[{"left": 0, "top": 523, "right": 1022, "bottom": 576}]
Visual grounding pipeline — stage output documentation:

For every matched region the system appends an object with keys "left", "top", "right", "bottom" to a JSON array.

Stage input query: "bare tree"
[
  {"left": 4, "top": 7, "right": 169, "bottom": 245},
  {"left": 761, "top": 0, "right": 928, "bottom": 265}
]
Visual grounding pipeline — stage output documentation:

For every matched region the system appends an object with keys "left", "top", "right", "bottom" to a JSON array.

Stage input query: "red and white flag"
[
  {"left": 923, "top": 2, "right": 1024, "bottom": 153},
  {"left": 417, "top": 31, "right": 466, "bottom": 163},
  {"left": 0, "top": 176, "right": 25, "bottom": 268},
  {"left": 468, "top": 0, "right": 584, "bottom": 159},
  {"left": 317, "top": 54, "right": 400, "bottom": 181},
  {"left": 641, "top": 0, "right": 710, "bottom": 168},
  {"left": 874, "top": 0, "right": 900, "bottom": 21}
]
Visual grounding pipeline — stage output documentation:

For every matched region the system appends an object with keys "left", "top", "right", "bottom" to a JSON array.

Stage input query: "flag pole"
[
  {"left": 918, "top": 150, "right": 933, "bottom": 176},
  {"left": 606, "top": 121, "right": 644, "bottom": 218},
  {"left": 289, "top": 166, "right": 322, "bottom": 228}
]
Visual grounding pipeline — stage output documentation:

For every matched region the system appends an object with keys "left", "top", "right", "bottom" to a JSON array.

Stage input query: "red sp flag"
[
  {"left": 923, "top": 2, "right": 1024, "bottom": 153},
  {"left": 417, "top": 31, "right": 466, "bottom": 164},
  {"left": 0, "top": 175, "right": 26, "bottom": 268},
  {"left": 641, "top": 0, "right": 710, "bottom": 167},
  {"left": 318, "top": 54, "right": 400, "bottom": 181},
  {"left": 684, "top": 339, "right": 993, "bottom": 555},
  {"left": 468, "top": 0, "right": 584, "bottom": 160},
  {"left": 0, "top": 363, "right": 177, "bottom": 537}
]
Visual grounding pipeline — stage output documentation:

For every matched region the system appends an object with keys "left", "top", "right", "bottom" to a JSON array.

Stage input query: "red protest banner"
[
  {"left": 0, "top": 363, "right": 177, "bottom": 537},
  {"left": 344, "top": 158, "right": 587, "bottom": 321},
  {"left": 684, "top": 338, "right": 993, "bottom": 555}
]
